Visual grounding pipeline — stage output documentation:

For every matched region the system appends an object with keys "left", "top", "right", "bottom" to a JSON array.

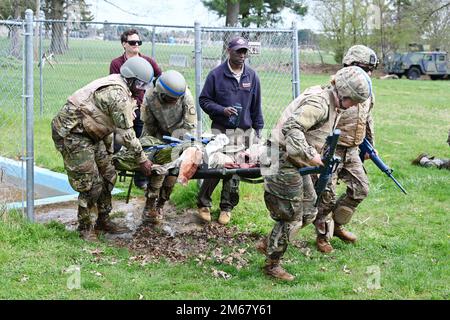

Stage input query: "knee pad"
[
  {"left": 287, "top": 221, "right": 303, "bottom": 242},
  {"left": 333, "top": 205, "right": 354, "bottom": 225}
]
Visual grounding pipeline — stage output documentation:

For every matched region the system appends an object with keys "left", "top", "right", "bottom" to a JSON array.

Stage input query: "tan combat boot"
[
  {"left": 142, "top": 198, "right": 162, "bottom": 225},
  {"left": 218, "top": 211, "right": 231, "bottom": 225},
  {"left": 255, "top": 238, "right": 268, "bottom": 255},
  {"left": 263, "top": 259, "right": 295, "bottom": 281},
  {"left": 316, "top": 235, "right": 333, "bottom": 253},
  {"left": 197, "top": 207, "right": 211, "bottom": 223},
  {"left": 334, "top": 224, "right": 357, "bottom": 242}
]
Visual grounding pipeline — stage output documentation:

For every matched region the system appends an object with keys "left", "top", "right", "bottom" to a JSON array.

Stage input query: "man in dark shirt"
[
  {"left": 110, "top": 29, "right": 162, "bottom": 188},
  {"left": 110, "top": 29, "right": 162, "bottom": 139},
  {"left": 197, "top": 36, "right": 264, "bottom": 225}
]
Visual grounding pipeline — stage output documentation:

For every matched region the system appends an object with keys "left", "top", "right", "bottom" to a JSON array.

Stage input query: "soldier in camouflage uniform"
[
  {"left": 140, "top": 70, "right": 197, "bottom": 224},
  {"left": 51, "top": 57, "right": 155, "bottom": 240},
  {"left": 314, "top": 45, "right": 379, "bottom": 253},
  {"left": 256, "top": 66, "right": 372, "bottom": 281},
  {"left": 411, "top": 129, "right": 450, "bottom": 170}
]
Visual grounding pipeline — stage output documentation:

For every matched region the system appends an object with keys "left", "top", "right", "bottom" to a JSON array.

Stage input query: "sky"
[{"left": 84, "top": 0, "right": 321, "bottom": 31}]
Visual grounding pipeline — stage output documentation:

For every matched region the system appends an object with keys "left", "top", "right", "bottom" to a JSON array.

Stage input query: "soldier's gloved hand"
[{"left": 139, "top": 159, "right": 153, "bottom": 176}]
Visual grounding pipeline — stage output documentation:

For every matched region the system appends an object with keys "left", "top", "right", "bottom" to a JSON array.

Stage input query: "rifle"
[
  {"left": 359, "top": 138, "right": 407, "bottom": 195},
  {"left": 143, "top": 134, "right": 211, "bottom": 152},
  {"left": 300, "top": 129, "right": 342, "bottom": 206}
]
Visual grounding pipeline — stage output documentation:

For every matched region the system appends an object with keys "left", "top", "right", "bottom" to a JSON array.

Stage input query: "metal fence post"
[
  {"left": 151, "top": 26, "right": 156, "bottom": 59},
  {"left": 194, "top": 21, "right": 202, "bottom": 140},
  {"left": 25, "top": 9, "right": 34, "bottom": 222},
  {"left": 39, "top": 20, "right": 43, "bottom": 117},
  {"left": 292, "top": 21, "right": 300, "bottom": 98}
]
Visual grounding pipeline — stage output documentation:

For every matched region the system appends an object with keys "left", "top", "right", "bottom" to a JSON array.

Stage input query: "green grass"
[{"left": 0, "top": 38, "right": 449, "bottom": 299}]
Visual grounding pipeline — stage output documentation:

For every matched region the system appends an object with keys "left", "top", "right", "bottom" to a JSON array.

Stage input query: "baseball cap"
[{"left": 228, "top": 37, "right": 250, "bottom": 51}]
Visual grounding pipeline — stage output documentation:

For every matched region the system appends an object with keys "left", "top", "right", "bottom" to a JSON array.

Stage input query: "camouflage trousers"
[
  {"left": 52, "top": 127, "right": 117, "bottom": 227},
  {"left": 264, "top": 158, "right": 317, "bottom": 261},
  {"left": 314, "top": 145, "right": 369, "bottom": 238},
  {"left": 145, "top": 174, "right": 178, "bottom": 208}
]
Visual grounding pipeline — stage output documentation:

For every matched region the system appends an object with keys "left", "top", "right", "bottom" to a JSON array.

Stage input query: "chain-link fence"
[
  {"left": 199, "top": 27, "right": 297, "bottom": 131},
  {"left": 0, "top": 19, "right": 26, "bottom": 212},
  {"left": 35, "top": 20, "right": 299, "bottom": 131},
  {"left": 0, "top": 14, "right": 302, "bottom": 217}
]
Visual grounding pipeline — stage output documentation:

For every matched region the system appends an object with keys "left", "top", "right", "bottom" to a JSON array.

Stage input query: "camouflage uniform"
[
  {"left": 264, "top": 84, "right": 341, "bottom": 261},
  {"left": 140, "top": 86, "right": 197, "bottom": 208},
  {"left": 51, "top": 74, "right": 146, "bottom": 230},
  {"left": 314, "top": 93, "right": 375, "bottom": 237},
  {"left": 314, "top": 45, "right": 378, "bottom": 241}
]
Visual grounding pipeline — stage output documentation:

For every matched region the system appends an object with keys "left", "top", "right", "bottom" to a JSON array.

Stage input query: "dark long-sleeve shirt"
[
  {"left": 109, "top": 53, "right": 162, "bottom": 106},
  {"left": 199, "top": 60, "right": 264, "bottom": 132}
]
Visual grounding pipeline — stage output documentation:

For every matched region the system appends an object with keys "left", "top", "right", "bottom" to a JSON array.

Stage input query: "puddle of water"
[{"left": 0, "top": 174, "right": 66, "bottom": 204}]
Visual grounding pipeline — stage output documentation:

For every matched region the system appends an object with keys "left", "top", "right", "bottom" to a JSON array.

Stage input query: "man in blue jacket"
[{"left": 197, "top": 36, "right": 264, "bottom": 225}]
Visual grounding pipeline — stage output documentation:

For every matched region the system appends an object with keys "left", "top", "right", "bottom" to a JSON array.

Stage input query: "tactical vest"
[
  {"left": 58, "top": 74, "right": 133, "bottom": 142},
  {"left": 337, "top": 92, "right": 375, "bottom": 147},
  {"left": 144, "top": 87, "right": 196, "bottom": 138},
  {"left": 272, "top": 85, "right": 340, "bottom": 153}
]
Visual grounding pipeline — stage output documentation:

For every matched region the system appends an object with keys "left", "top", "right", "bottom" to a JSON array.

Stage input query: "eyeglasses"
[{"left": 126, "top": 40, "right": 142, "bottom": 46}]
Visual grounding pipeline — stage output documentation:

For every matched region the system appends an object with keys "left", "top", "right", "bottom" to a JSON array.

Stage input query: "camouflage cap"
[
  {"left": 335, "top": 66, "right": 372, "bottom": 103},
  {"left": 342, "top": 45, "right": 378, "bottom": 67}
]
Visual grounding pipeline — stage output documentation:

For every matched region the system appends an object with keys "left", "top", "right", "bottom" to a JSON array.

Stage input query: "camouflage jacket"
[
  {"left": 52, "top": 74, "right": 146, "bottom": 164},
  {"left": 337, "top": 92, "right": 375, "bottom": 147},
  {"left": 141, "top": 86, "right": 197, "bottom": 140},
  {"left": 271, "top": 84, "right": 340, "bottom": 167}
]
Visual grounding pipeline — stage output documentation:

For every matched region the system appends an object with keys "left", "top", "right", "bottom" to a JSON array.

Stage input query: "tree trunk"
[
  {"left": 9, "top": 1, "right": 22, "bottom": 59},
  {"left": 50, "top": 0, "right": 67, "bottom": 54},
  {"left": 222, "top": 0, "right": 240, "bottom": 62},
  {"left": 225, "top": 0, "right": 239, "bottom": 27}
]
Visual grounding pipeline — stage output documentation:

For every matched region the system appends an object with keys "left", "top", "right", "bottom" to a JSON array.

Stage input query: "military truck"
[{"left": 384, "top": 46, "right": 449, "bottom": 80}]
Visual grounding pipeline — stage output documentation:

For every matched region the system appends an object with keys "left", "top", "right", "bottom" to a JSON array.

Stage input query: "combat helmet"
[
  {"left": 343, "top": 45, "right": 378, "bottom": 69},
  {"left": 335, "top": 66, "right": 372, "bottom": 103},
  {"left": 155, "top": 70, "right": 187, "bottom": 98},
  {"left": 120, "top": 56, "right": 154, "bottom": 90}
]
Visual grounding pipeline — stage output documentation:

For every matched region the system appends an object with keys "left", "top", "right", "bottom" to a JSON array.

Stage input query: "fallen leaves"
[{"left": 115, "top": 223, "right": 259, "bottom": 269}]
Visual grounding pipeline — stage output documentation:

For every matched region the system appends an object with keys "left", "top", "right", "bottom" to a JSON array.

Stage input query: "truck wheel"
[{"left": 407, "top": 67, "right": 421, "bottom": 80}]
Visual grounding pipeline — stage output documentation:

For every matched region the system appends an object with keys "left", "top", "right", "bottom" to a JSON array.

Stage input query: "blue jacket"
[{"left": 199, "top": 60, "right": 264, "bottom": 132}]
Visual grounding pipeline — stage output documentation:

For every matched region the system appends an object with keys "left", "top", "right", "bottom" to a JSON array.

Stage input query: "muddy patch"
[{"left": 33, "top": 197, "right": 263, "bottom": 266}]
